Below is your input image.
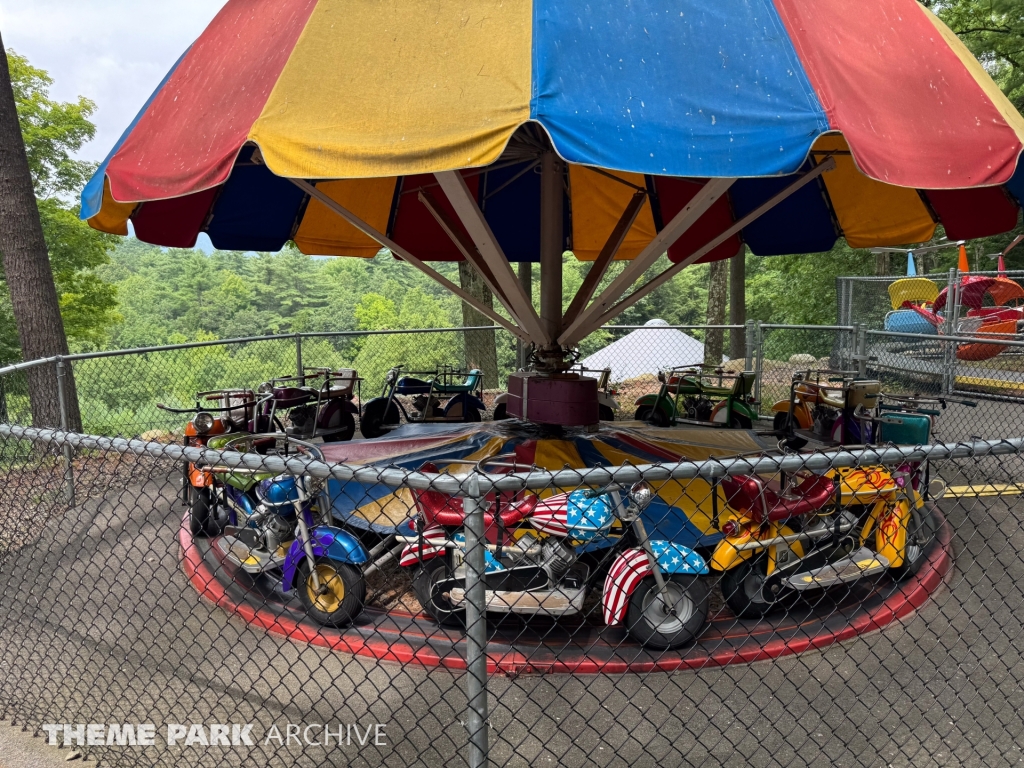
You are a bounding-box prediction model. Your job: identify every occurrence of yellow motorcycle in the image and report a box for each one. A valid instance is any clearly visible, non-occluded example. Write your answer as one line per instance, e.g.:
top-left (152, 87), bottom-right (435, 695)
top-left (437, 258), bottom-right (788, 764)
top-left (710, 463), bottom-right (937, 617)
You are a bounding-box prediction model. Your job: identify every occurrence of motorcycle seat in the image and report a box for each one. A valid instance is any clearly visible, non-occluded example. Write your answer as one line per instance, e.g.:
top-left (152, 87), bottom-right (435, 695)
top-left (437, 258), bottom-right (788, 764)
top-left (272, 386), bottom-right (314, 408)
top-left (395, 377), bottom-right (434, 395)
top-left (432, 369), bottom-right (483, 395)
top-left (721, 475), bottom-right (835, 523)
top-left (416, 489), bottom-right (538, 529)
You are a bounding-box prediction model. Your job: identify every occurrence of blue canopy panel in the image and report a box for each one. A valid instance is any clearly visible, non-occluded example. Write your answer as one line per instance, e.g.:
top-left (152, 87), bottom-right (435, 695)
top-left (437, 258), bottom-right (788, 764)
top-left (478, 160), bottom-right (572, 262)
top-left (205, 148), bottom-right (306, 252)
top-left (731, 170), bottom-right (838, 256)
top-left (530, 0), bottom-right (830, 178)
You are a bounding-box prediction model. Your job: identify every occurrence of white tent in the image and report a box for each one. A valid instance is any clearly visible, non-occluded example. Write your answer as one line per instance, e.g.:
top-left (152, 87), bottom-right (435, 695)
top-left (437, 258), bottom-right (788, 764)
top-left (579, 319), bottom-right (713, 381)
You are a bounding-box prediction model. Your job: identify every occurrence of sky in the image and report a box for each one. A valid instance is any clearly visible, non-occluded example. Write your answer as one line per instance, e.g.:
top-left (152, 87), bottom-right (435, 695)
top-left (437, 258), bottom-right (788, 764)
top-left (0, 0), bottom-right (229, 163)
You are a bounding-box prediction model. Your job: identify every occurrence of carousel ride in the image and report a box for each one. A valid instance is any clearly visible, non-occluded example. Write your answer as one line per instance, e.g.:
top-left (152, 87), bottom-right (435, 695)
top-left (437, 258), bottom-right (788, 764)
top-left (79, 0), bottom-right (1024, 658)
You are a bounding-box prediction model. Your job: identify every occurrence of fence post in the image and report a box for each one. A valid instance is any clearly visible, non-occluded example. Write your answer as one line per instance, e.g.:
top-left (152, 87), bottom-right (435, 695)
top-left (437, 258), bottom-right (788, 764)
top-left (753, 320), bottom-right (763, 406)
top-left (462, 473), bottom-right (489, 768)
top-left (744, 320), bottom-right (755, 372)
top-left (856, 324), bottom-right (868, 377)
top-left (942, 268), bottom-right (958, 394)
top-left (55, 359), bottom-right (75, 506)
top-left (295, 333), bottom-right (303, 380)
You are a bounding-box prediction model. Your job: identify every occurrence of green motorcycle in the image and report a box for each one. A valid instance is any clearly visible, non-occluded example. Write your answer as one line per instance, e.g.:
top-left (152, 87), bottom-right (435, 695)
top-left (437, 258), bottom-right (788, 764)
top-left (634, 365), bottom-right (758, 428)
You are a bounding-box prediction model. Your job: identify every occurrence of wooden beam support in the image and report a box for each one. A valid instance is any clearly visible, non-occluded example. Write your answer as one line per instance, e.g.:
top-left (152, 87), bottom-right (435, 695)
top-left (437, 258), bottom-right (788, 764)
top-left (561, 189), bottom-right (646, 328)
top-left (289, 179), bottom-right (529, 342)
top-left (564, 158), bottom-right (836, 342)
top-left (558, 176), bottom-right (736, 345)
top-left (434, 171), bottom-right (549, 344)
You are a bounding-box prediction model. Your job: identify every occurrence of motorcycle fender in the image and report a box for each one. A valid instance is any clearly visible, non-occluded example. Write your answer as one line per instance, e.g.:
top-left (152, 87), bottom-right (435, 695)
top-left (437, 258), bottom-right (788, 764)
top-left (342, 399), bottom-right (360, 414)
top-left (876, 499), bottom-right (910, 568)
top-left (494, 392), bottom-right (508, 406)
top-left (771, 401), bottom-right (813, 429)
top-left (634, 393), bottom-right (660, 408)
top-left (602, 544), bottom-right (707, 626)
top-left (443, 393), bottom-right (485, 416)
top-left (189, 465), bottom-right (214, 488)
top-left (710, 521), bottom-right (804, 573)
top-left (399, 540), bottom-right (446, 567)
top-left (281, 526), bottom-right (369, 592)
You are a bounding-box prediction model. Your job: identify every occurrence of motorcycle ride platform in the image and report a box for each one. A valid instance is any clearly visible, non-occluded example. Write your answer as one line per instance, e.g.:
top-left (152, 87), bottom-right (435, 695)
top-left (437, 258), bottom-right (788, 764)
top-left (180, 506), bottom-right (954, 675)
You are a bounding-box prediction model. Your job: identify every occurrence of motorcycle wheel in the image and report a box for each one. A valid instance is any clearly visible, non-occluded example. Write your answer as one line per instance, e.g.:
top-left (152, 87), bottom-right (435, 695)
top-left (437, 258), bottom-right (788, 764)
top-left (296, 557), bottom-right (366, 627)
top-left (720, 555), bottom-right (787, 618)
top-left (772, 411), bottom-right (790, 433)
top-left (492, 403), bottom-right (509, 420)
top-left (892, 507), bottom-right (938, 581)
top-left (650, 407), bottom-right (672, 427)
top-left (634, 406), bottom-right (653, 422)
top-left (463, 407), bottom-right (482, 423)
top-left (625, 574), bottom-right (709, 649)
top-left (360, 399), bottom-right (400, 439)
top-left (412, 557), bottom-right (466, 627)
top-left (599, 404), bottom-right (616, 422)
top-left (189, 486), bottom-right (227, 538)
top-left (322, 411), bottom-right (356, 443)
top-left (729, 413), bottom-right (753, 429)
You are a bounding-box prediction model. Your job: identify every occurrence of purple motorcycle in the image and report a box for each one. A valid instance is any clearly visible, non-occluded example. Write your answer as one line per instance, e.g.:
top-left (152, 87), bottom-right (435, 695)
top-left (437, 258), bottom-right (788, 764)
top-left (257, 368), bottom-right (361, 443)
top-left (207, 434), bottom-right (369, 627)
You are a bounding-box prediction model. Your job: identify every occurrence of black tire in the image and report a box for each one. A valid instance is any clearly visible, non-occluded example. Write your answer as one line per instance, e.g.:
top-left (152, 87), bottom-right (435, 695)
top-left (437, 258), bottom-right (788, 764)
top-left (360, 398), bottom-right (400, 439)
top-left (634, 406), bottom-right (653, 422)
top-left (295, 557), bottom-right (366, 627)
top-left (625, 574), bottom-right (709, 649)
top-left (189, 486), bottom-right (227, 538)
top-left (599, 404), bottom-right (616, 422)
top-left (892, 506), bottom-right (938, 581)
top-left (322, 411), bottom-right (356, 443)
top-left (413, 557), bottom-right (466, 627)
top-left (650, 406), bottom-right (672, 427)
top-left (720, 555), bottom-right (787, 618)
top-left (464, 407), bottom-right (482, 423)
top-left (492, 403), bottom-right (509, 421)
top-left (773, 411), bottom-right (790, 434)
top-left (730, 413), bottom-right (753, 430)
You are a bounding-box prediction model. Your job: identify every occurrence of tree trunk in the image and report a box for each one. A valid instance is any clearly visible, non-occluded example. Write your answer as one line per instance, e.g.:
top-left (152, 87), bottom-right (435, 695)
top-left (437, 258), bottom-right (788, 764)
top-left (458, 261), bottom-right (499, 391)
top-left (704, 258), bottom-right (728, 366)
top-left (729, 247), bottom-right (746, 360)
top-left (874, 251), bottom-right (890, 276)
top-left (0, 33), bottom-right (80, 430)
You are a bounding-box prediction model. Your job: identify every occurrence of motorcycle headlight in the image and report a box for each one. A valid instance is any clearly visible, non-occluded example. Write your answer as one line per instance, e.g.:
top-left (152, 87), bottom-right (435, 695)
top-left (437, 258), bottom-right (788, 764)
top-left (192, 412), bottom-right (215, 434)
top-left (628, 481), bottom-right (654, 510)
top-left (258, 382), bottom-right (272, 394)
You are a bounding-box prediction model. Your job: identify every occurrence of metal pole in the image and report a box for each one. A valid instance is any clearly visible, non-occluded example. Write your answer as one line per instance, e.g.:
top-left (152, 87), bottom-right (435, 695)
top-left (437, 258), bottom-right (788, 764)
top-left (539, 151), bottom-right (564, 347)
top-left (744, 320), bottom-right (755, 371)
top-left (753, 320), bottom-right (763, 405)
top-left (462, 474), bottom-right (489, 767)
top-left (856, 324), bottom-right (868, 378)
top-left (55, 359), bottom-right (75, 506)
top-left (516, 263), bottom-right (533, 369)
top-left (942, 268), bottom-right (958, 395)
top-left (295, 333), bottom-right (303, 381)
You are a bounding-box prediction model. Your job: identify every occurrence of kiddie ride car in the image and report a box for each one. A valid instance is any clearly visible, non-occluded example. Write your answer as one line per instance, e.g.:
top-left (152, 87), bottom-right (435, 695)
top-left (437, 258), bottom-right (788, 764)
top-left (396, 457), bottom-right (710, 649)
top-left (772, 370), bottom-right (880, 447)
top-left (157, 389), bottom-right (276, 536)
top-left (493, 366), bottom-right (619, 422)
top-left (635, 365), bottom-right (757, 429)
top-left (257, 367), bottom-right (361, 443)
top-left (712, 394), bottom-right (950, 617)
top-left (360, 365), bottom-right (485, 438)
top-left (205, 434), bottom-right (370, 627)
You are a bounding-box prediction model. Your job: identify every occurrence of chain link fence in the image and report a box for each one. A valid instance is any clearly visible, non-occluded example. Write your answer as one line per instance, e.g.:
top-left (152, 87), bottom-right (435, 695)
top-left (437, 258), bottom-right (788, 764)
top-left (1, 422), bottom-right (1023, 766)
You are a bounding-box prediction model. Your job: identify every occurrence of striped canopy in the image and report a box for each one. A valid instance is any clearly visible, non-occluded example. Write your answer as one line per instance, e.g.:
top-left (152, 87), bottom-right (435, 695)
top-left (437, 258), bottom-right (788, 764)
top-left (81, 0), bottom-right (1024, 264)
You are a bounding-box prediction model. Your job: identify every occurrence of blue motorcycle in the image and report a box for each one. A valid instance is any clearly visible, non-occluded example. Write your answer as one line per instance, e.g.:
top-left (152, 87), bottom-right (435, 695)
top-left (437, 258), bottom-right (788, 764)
top-left (208, 434), bottom-right (369, 627)
top-left (360, 365), bottom-right (486, 438)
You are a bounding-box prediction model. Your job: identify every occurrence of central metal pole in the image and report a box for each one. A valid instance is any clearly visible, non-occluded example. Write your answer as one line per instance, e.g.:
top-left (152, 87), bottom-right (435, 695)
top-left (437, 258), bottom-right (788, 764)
top-left (516, 263), bottom-right (533, 369)
top-left (539, 151), bottom-right (564, 349)
top-left (462, 475), bottom-right (489, 767)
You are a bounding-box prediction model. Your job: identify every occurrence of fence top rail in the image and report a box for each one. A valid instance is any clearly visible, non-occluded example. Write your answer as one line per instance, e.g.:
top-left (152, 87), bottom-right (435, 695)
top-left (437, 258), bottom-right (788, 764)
top-left (760, 324), bottom-right (856, 331)
top-left (5, 423), bottom-right (1021, 495)
top-left (599, 324), bottom-right (744, 331)
top-left (867, 328), bottom-right (1024, 347)
top-left (839, 269), bottom-right (1024, 282)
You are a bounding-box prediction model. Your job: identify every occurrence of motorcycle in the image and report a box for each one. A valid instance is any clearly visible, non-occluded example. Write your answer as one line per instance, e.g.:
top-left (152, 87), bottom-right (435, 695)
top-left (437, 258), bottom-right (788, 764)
top-left (494, 366), bottom-right (619, 422)
top-left (709, 458), bottom-right (940, 618)
top-left (771, 370), bottom-right (880, 447)
top-left (360, 365), bottom-right (485, 439)
top-left (208, 434), bottom-right (369, 627)
top-left (157, 389), bottom-right (276, 537)
top-left (396, 456), bottom-right (710, 649)
top-left (634, 365), bottom-right (758, 429)
top-left (257, 367), bottom-right (361, 443)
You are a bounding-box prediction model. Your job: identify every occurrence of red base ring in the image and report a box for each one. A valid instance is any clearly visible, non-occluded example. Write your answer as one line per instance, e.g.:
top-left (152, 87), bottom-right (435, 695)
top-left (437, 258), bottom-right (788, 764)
top-left (180, 509), bottom-right (952, 675)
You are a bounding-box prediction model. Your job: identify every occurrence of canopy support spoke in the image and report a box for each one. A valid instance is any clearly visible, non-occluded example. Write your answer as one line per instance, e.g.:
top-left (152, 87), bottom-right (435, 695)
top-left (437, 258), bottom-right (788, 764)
top-left (562, 189), bottom-right (647, 329)
top-left (434, 171), bottom-right (549, 344)
top-left (563, 157), bottom-right (837, 342)
top-left (289, 178), bottom-right (529, 342)
top-left (417, 190), bottom-right (514, 313)
top-left (558, 176), bottom-right (737, 345)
